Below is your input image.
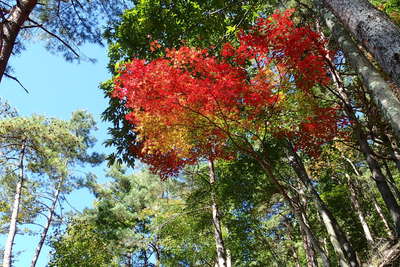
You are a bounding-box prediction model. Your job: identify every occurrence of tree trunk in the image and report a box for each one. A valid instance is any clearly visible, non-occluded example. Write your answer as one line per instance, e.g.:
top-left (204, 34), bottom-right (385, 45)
top-left (208, 159), bottom-right (227, 267)
top-left (299, 220), bottom-right (319, 267)
top-left (357, 131), bottom-right (400, 237)
top-left (319, 25), bottom-right (400, 238)
top-left (372, 194), bottom-right (395, 239)
top-left (382, 161), bottom-right (400, 202)
top-left (385, 133), bottom-right (400, 172)
top-left (3, 144), bottom-right (26, 267)
top-left (256, 158), bottom-right (331, 267)
top-left (298, 188), bottom-right (321, 267)
top-left (345, 173), bottom-right (374, 244)
top-left (322, 0), bottom-right (400, 89)
top-left (285, 213), bottom-right (318, 267)
top-left (319, 7), bottom-right (400, 138)
top-left (286, 144), bottom-right (358, 267)
top-left (0, 0), bottom-right (37, 82)
top-left (30, 177), bottom-right (63, 267)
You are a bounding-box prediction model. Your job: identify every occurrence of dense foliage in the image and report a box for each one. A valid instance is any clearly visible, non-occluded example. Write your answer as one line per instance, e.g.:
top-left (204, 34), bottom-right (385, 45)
top-left (2, 0), bottom-right (400, 266)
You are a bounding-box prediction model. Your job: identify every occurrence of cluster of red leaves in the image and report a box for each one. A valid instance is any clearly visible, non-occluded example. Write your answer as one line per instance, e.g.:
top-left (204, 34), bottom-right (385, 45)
top-left (113, 9), bottom-right (340, 178)
top-left (235, 9), bottom-right (332, 91)
top-left (114, 47), bottom-right (248, 123)
top-left (294, 107), bottom-right (340, 157)
top-left (130, 142), bottom-right (197, 180)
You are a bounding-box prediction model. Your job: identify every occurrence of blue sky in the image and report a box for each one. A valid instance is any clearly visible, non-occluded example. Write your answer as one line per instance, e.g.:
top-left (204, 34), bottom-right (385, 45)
top-left (0, 42), bottom-right (114, 266)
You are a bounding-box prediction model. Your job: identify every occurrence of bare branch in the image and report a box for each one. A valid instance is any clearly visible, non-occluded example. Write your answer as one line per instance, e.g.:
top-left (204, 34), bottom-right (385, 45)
top-left (27, 18), bottom-right (80, 58)
top-left (4, 72), bottom-right (29, 93)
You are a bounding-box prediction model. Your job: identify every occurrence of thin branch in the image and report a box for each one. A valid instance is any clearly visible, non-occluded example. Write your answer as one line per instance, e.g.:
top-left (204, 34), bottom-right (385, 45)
top-left (27, 18), bottom-right (80, 58)
top-left (4, 73), bottom-right (29, 93)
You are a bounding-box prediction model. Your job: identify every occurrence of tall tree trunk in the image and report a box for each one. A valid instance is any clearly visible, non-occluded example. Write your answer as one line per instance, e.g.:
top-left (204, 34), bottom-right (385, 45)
top-left (382, 161), bottom-right (400, 202)
top-left (285, 213), bottom-right (318, 267)
top-left (298, 188), bottom-right (320, 267)
top-left (356, 127), bottom-right (400, 237)
top-left (0, 0), bottom-right (37, 82)
top-left (318, 7), bottom-right (400, 138)
top-left (385, 133), bottom-right (400, 172)
top-left (319, 27), bottom-right (400, 238)
top-left (299, 219), bottom-right (319, 267)
top-left (30, 177), bottom-right (63, 267)
top-left (372, 194), bottom-right (395, 239)
top-left (321, 0), bottom-right (400, 89)
top-left (286, 144), bottom-right (358, 267)
top-left (257, 159), bottom-right (330, 266)
top-left (345, 173), bottom-right (374, 244)
top-left (208, 159), bottom-right (227, 267)
top-left (3, 144), bottom-right (26, 267)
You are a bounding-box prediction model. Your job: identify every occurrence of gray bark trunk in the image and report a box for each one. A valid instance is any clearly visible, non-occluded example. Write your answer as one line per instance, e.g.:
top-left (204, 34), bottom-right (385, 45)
top-left (385, 133), bottom-right (400, 172)
top-left (208, 159), bottom-right (227, 267)
top-left (0, 0), bottom-right (37, 82)
top-left (30, 177), bottom-right (63, 267)
top-left (299, 220), bottom-right (319, 267)
top-left (322, 0), bottom-right (400, 89)
top-left (287, 145), bottom-right (358, 267)
top-left (284, 215), bottom-right (312, 267)
top-left (345, 173), bottom-right (374, 244)
top-left (321, 8), bottom-right (400, 138)
top-left (294, 207), bottom-right (319, 267)
top-left (3, 144), bottom-right (26, 267)
top-left (372, 194), bottom-right (395, 239)
top-left (319, 23), bottom-right (400, 238)
top-left (382, 161), bottom-right (400, 202)
top-left (257, 159), bottom-right (330, 266)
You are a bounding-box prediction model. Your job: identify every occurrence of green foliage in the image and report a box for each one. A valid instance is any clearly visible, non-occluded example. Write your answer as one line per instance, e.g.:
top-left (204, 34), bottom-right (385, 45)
top-left (370, 0), bottom-right (400, 24)
top-left (0, 110), bottom-right (102, 240)
top-left (48, 218), bottom-right (119, 267)
top-left (101, 0), bottom-right (278, 167)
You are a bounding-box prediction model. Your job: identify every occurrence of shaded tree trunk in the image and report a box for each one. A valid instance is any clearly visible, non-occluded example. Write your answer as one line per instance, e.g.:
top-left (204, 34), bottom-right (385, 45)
top-left (286, 144), bottom-right (358, 267)
top-left (320, 28), bottom-right (400, 238)
top-left (0, 0), bottom-right (37, 82)
top-left (382, 161), bottom-right (400, 202)
top-left (257, 159), bottom-right (330, 267)
top-left (320, 8), bottom-right (400, 138)
top-left (299, 220), bottom-right (319, 267)
top-left (30, 177), bottom-right (63, 267)
top-left (3, 144), bottom-right (26, 267)
top-left (372, 194), bottom-right (396, 239)
top-left (208, 159), bottom-right (227, 267)
top-left (322, 0), bottom-right (400, 89)
top-left (345, 173), bottom-right (374, 244)
top-left (385, 133), bottom-right (400, 172)
top-left (285, 211), bottom-right (318, 267)
top-left (298, 188), bottom-right (320, 267)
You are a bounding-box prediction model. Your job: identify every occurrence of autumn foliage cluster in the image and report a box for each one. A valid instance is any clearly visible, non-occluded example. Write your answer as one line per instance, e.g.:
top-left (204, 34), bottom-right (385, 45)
top-left (113, 9), bottom-right (340, 178)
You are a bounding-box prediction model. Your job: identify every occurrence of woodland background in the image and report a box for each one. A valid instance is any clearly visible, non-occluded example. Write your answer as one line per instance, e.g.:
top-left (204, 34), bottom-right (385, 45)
top-left (1, 0), bottom-right (400, 267)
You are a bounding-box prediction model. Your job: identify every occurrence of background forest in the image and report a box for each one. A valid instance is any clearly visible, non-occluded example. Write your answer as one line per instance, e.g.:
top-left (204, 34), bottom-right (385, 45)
top-left (1, 0), bottom-right (400, 266)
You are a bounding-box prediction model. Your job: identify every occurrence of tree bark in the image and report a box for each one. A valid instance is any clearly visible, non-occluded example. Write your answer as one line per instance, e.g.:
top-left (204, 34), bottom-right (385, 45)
top-left (320, 8), bottom-right (400, 138)
top-left (3, 144), bottom-right (26, 267)
top-left (319, 25), bottom-right (400, 238)
top-left (345, 173), bottom-right (374, 244)
top-left (0, 0), bottom-right (37, 82)
top-left (208, 159), bottom-right (227, 267)
top-left (385, 133), bottom-right (400, 172)
top-left (285, 213), bottom-right (318, 267)
top-left (322, 0), bottom-right (400, 89)
top-left (286, 144), bottom-right (358, 267)
top-left (257, 159), bottom-right (331, 266)
top-left (30, 177), bottom-right (63, 267)
top-left (382, 161), bottom-right (400, 202)
top-left (297, 188), bottom-right (320, 267)
top-left (371, 194), bottom-right (395, 239)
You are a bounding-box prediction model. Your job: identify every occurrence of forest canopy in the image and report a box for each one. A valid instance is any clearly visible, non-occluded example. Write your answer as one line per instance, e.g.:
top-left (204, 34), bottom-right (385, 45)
top-left (2, 0), bottom-right (400, 266)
